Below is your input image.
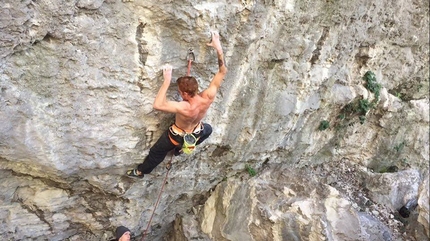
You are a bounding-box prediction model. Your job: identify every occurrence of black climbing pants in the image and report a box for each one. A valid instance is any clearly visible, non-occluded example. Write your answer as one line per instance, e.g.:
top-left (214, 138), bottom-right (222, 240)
top-left (137, 123), bottom-right (212, 174)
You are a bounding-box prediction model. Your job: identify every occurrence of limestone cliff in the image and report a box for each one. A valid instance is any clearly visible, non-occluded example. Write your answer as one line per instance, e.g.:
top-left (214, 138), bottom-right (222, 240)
top-left (0, 0), bottom-right (428, 240)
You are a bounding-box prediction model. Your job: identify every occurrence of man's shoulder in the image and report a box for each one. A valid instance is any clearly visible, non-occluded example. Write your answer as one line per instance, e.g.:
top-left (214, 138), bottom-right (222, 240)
top-left (198, 91), bottom-right (214, 101)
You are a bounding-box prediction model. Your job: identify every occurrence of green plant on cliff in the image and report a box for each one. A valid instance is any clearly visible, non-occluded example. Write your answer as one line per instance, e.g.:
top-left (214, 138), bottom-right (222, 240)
top-left (394, 141), bottom-right (406, 153)
top-left (395, 92), bottom-right (402, 99)
top-left (363, 71), bottom-right (382, 100)
top-left (358, 99), bottom-right (372, 113)
top-left (336, 97), bottom-right (372, 126)
top-left (337, 113), bottom-right (345, 120)
top-left (318, 120), bottom-right (330, 131)
top-left (378, 165), bottom-right (399, 173)
top-left (334, 71), bottom-right (381, 127)
top-left (245, 164), bottom-right (256, 177)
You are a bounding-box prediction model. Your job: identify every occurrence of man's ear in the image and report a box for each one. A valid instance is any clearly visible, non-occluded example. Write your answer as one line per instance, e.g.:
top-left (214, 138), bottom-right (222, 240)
top-left (178, 90), bottom-right (186, 99)
top-left (182, 92), bottom-right (190, 100)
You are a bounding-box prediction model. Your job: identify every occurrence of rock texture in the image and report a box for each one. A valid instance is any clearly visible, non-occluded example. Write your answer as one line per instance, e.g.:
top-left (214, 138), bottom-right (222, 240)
top-left (190, 160), bottom-right (428, 241)
top-left (0, 0), bottom-right (428, 240)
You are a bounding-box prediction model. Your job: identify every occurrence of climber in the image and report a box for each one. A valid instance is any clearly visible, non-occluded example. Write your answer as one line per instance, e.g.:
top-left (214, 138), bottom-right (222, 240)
top-left (127, 31), bottom-right (227, 178)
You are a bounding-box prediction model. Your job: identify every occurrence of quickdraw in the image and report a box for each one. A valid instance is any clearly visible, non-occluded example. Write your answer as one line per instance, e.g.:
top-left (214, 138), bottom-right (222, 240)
top-left (186, 48), bottom-right (195, 76)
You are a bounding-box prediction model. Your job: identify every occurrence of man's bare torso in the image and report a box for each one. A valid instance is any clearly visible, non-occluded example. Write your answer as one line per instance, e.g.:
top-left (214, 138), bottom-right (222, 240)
top-left (175, 93), bottom-right (213, 133)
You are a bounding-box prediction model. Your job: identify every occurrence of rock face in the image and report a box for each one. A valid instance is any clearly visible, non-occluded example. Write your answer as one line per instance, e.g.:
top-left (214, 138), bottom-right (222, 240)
top-left (198, 165), bottom-right (391, 241)
top-left (0, 0), bottom-right (428, 240)
top-left (192, 161), bottom-right (428, 241)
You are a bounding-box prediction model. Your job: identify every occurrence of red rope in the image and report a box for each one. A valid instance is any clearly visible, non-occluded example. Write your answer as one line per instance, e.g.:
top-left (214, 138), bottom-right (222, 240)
top-left (187, 59), bottom-right (192, 76)
top-left (186, 48), bottom-right (194, 76)
top-left (140, 154), bottom-right (174, 241)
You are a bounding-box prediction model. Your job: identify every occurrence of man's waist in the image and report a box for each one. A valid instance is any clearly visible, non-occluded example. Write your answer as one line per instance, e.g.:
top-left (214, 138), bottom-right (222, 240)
top-left (169, 122), bottom-right (203, 136)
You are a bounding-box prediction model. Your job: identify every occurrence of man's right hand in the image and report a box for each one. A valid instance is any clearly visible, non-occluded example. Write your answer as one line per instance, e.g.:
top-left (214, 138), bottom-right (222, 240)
top-left (163, 64), bottom-right (172, 82)
top-left (206, 31), bottom-right (222, 52)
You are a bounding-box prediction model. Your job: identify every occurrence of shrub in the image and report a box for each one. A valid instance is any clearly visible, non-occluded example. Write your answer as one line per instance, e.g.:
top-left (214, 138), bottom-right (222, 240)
top-left (394, 141), bottom-right (406, 153)
top-left (363, 71), bottom-right (382, 100)
top-left (245, 164), bottom-right (256, 177)
top-left (359, 99), bottom-right (371, 113)
top-left (319, 120), bottom-right (330, 131)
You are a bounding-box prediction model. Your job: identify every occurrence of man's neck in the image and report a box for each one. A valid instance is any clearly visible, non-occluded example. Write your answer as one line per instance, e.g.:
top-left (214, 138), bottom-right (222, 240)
top-left (183, 95), bottom-right (196, 102)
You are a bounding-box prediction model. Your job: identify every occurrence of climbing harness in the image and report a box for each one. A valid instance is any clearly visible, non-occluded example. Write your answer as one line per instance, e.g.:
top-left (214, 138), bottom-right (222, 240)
top-left (140, 153), bottom-right (174, 241)
top-left (169, 123), bottom-right (203, 155)
top-left (186, 48), bottom-right (195, 76)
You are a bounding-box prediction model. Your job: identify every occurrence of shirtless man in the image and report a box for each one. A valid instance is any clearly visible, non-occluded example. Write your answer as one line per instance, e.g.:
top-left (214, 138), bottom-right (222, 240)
top-left (127, 31), bottom-right (227, 178)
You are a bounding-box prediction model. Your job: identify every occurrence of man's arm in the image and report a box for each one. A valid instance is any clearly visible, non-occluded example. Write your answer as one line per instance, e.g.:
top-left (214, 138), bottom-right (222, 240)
top-left (202, 31), bottom-right (228, 100)
top-left (153, 64), bottom-right (183, 113)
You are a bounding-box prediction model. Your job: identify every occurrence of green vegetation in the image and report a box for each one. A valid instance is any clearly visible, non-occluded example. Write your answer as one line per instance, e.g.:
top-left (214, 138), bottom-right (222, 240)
top-left (401, 158), bottom-right (409, 167)
top-left (395, 92), bottom-right (402, 99)
top-left (378, 165), bottom-right (399, 173)
top-left (318, 120), bottom-right (330, 131)
top-left (358, 99), bottom-right (372, 113)
top-left (333, 71), bottom-right (382, 127)
top-left (245, 164), bottom-right (256, 177)
top-left (363, 71), bottom-right (382, 100)
top-left (336, 97), bottom-right (372, 126)
top-left (394, 141), bottom-right (406, 153)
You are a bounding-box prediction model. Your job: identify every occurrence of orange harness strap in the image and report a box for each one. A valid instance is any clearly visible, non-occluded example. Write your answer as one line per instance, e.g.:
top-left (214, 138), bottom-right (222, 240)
top-left (168, 134), bottom-right (180, 146)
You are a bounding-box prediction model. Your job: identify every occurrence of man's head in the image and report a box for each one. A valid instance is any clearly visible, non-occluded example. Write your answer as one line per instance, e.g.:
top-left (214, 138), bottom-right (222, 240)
top-left (115, 226), bottom-right (131, 241)
top-left (177, 76), bottom-right (198, 99)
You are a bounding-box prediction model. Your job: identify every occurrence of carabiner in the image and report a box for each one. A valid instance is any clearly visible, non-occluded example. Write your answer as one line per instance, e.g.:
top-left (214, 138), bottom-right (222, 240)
top-left (186, 48), bottom-right (195, 62)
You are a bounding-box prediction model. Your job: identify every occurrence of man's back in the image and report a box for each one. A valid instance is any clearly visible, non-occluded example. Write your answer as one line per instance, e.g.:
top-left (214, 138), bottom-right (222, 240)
top-left (175, 93), bottom-right (214, 132)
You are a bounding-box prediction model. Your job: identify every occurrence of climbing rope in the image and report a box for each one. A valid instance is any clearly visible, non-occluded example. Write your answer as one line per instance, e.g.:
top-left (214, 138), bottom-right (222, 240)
top-left (186, 48), bottom-right (195, 76)
top-left (140, 153), bottom-right (174, 241)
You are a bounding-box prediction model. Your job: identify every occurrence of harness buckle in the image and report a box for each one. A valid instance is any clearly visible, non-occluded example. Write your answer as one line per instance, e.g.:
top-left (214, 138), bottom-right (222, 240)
top-left (169, 126), bottom-right (180, 136)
